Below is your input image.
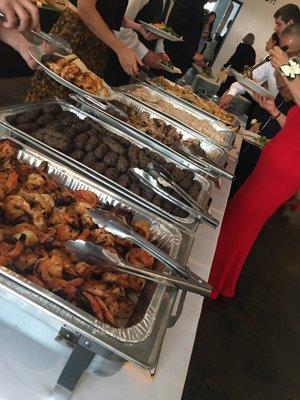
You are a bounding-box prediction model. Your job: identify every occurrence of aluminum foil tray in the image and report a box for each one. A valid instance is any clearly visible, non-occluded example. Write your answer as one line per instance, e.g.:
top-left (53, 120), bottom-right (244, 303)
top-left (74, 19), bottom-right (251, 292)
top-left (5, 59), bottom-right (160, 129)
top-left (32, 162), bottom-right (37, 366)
top-left (75, 93), bottom-right (230, 176)
top-left (118, 83), bottom-right (235, 149)
top-left (145, 77), bottom-right (240, 129)
top-left (0, 100), bottom-right (214, 232)
top-left (0, 138), bottom-right (193, 352)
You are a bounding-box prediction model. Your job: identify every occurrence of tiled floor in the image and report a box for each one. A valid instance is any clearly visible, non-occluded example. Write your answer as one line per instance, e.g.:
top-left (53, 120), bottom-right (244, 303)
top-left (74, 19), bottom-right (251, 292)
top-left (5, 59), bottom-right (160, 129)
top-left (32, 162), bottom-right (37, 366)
top-left (182, 209), bottom-right (300, 400)
top-left (1, 77), bottom-right (299, 400)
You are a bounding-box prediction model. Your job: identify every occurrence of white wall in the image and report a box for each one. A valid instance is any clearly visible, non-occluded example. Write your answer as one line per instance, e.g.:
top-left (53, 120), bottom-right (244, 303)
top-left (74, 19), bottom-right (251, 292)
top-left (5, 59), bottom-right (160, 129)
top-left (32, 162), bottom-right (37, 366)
top-left (213, 0), bottom-right (299, 72)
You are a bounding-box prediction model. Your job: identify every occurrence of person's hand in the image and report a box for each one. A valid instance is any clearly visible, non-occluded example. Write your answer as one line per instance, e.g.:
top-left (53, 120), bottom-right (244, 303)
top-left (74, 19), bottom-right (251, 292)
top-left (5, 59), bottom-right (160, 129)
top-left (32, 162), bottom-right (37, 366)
top-left (142, 50), bottom-right (161, 69)
top-left (269, 46), bottom-right (289, 70)
top-left (255, 93), bottom-right (278, 116)
top-left (117, 46), bottom-right (144, 76)
top-left (136, 25), bottom-right (159, 41)
top-left (17, 41), bottom-right (38, 69)
top-left (193, 52), bottom-right (205, 66)
top-left (218, 94), bottom-right (234, 109)
top-left (157, 52), bottom-right (169, 63)
top-left (0, 0), bottom-right (40, 32)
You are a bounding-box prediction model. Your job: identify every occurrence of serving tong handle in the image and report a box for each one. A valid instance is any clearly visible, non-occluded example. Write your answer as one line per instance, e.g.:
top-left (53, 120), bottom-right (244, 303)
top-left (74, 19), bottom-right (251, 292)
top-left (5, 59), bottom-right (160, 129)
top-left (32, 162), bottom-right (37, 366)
top-left (89, 209), bottom-right (207, 284)
top-left (147, 162), bottom-right (219, 228)
top-left (70, 93), bottom-right (127, 119)
top-left (0, 11), bottom-right (72, 55)
top-left (66, 240), bottom-right (211, 296)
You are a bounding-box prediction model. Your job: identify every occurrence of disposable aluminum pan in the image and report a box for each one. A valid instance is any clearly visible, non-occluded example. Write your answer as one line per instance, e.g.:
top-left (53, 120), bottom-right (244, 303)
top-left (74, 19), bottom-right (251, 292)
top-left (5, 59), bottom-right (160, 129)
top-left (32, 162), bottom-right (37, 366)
top-left (0, 100), bottom-right (214, 233)
top-left (0, 138), bottom-right (193, 367)
top-left (74, 93), bottom-right (233, 181)
top-left (118, 83), bottom-right (235, 149)
top-left (144, 77), bottom-right (240, 130)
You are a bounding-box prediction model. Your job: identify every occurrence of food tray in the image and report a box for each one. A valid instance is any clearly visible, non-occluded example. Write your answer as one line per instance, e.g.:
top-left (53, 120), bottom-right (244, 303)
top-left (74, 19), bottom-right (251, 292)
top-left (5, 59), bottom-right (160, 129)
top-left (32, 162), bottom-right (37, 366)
top-left (28, 46), bottom-right (116, 101)
top-left (73, 93), bottom-right (232, 181)
top-left (118, 83), bottom-right (235, 149)
top-left (0, 135), bottom-right (194, 368)
top-left (0, 100), bottom-right (214, 233)
top-left (145, 77), bottom-right (240, 129)
top-left (139, 20), bottom-right (183, 42)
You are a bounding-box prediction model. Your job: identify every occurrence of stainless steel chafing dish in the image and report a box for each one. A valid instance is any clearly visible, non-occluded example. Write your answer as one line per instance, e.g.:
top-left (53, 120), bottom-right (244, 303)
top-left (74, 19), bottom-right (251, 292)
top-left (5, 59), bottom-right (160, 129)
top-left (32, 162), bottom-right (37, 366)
top-left (0, 133), bottom-right (194, 398)
top-left (71, 92), bottom-right (234, 181)
top-left (117, 83), bottom-right (235, 149)
top-left (0, 100), bottom-right (216, 232)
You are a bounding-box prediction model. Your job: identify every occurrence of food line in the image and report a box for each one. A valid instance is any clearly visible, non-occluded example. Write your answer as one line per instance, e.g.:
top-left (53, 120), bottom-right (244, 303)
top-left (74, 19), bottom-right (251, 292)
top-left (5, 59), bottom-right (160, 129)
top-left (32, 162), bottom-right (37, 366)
top-left (0, 42), bottom-right (242, 399)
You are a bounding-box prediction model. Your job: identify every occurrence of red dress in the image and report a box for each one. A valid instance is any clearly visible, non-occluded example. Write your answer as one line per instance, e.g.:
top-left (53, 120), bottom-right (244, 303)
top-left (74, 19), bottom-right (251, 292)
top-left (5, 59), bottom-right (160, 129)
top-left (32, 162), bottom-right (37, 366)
top-left (209, 105), bottom-right (300, 299)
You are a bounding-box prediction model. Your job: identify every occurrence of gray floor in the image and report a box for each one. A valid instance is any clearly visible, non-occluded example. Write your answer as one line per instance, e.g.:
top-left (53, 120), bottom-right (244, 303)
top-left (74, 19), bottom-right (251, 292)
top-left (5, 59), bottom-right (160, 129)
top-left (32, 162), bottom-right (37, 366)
top-left (1, 78), bottom-right (299, 400)
top-left (182, 209), bottom-right (300, 400)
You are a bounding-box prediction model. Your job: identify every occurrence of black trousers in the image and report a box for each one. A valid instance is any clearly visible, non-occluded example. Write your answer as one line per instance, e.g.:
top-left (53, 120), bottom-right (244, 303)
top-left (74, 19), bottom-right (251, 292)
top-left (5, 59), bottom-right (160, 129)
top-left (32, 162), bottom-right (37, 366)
top-left (229, 141), bottom-right (261, 199)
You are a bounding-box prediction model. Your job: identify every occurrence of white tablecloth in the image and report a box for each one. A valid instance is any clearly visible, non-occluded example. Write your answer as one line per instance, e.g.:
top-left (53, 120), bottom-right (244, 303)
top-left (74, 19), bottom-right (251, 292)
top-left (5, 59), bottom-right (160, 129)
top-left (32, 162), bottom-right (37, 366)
top-left (0, 137), bottom-right (242, 400)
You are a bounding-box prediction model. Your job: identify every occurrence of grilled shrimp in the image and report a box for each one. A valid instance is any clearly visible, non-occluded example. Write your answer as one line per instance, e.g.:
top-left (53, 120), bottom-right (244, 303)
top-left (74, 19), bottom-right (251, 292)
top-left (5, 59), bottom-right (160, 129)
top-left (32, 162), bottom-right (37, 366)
top-left (126, 248), bottom-right (154, 269)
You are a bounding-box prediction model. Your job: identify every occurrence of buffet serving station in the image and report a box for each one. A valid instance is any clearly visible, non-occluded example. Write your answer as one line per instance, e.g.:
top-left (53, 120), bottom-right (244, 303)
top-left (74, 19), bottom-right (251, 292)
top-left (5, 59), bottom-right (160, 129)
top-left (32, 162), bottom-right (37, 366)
top-left (0, 69), bottom-right (242, 399)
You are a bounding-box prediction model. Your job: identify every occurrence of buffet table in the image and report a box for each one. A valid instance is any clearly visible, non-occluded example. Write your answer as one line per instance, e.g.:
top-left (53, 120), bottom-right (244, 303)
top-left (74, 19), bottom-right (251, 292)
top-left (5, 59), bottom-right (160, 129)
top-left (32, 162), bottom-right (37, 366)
top-left (0, 128), bottom-right (242, 399)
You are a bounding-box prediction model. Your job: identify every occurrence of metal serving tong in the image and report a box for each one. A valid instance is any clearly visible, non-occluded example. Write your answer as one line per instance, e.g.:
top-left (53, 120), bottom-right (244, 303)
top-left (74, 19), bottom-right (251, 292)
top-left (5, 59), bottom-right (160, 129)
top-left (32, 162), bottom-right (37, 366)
top-left (70, 93), bottom-right (126, 119)
top-left (0, 11), bottom-right (72, 55)
top-left (130, 166), bottom-right (218, 228)
top-left (74, 208), bottom-right (212, 296)
top-left (172, 142), bottom-right (233, 180)
top-left (66, 240), bottom-right (211, 296)
top-left (148, 162), bottom-right (218, 227)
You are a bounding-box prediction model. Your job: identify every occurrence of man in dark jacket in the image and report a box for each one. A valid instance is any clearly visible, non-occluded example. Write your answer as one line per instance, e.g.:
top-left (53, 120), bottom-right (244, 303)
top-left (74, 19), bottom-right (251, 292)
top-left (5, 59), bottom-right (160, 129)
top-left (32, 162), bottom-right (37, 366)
top-left (164, 0), bottom-right (216, 74)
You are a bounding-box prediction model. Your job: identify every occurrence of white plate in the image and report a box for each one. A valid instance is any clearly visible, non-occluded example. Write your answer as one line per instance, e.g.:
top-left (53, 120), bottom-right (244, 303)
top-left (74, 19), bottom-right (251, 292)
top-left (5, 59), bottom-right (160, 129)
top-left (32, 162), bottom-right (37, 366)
top-left (139, 20), bottom-right (183, 42)
top-left (28, 46), bottom-right (116, 101)
top-left (231, 70), bottom-right (274, 98)
top-left (158, 62), bottom-right (182, 74)
top-left (242, 129), bottom-right (269, 148)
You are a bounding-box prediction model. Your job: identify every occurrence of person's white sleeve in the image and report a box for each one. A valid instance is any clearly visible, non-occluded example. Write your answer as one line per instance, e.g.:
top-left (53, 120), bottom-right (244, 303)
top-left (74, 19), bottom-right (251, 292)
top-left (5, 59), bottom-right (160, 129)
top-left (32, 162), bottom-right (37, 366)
top-left (155, 39), bottom-right (165, 54)
top-left (115, 28), bottom-right (148, 59)
top-left (227, 81), bottom-right (246, 97)
top-left (252, 62), bottom-right (270, 85)
top-left (227, 62), bottom-right (271, 97)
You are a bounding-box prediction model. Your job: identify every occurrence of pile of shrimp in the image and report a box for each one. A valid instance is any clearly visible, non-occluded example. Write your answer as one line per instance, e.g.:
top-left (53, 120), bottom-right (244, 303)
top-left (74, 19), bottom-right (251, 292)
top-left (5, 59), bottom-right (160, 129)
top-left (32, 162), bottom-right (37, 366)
top-left (0, 140), bottom-right (155, 327)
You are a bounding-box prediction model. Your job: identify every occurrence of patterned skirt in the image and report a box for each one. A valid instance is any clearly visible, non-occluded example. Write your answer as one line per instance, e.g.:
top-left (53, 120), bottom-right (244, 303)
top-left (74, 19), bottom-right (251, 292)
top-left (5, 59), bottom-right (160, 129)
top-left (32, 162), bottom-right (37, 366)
top-left (26, 8), bottom-right (108, 102)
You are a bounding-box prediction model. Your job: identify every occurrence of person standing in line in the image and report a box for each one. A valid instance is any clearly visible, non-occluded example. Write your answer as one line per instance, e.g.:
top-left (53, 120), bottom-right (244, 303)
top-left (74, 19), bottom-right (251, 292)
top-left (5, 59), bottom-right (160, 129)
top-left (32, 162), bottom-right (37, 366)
top-left (218, 3), bottom-right (300, 109)
top-left (164, 0), bottom-right (216, 75)
top-left (208, 24), bottom-right (300, 299)
top-left (216, 33), bottom-right (256, 97)
top-left (197, 11), bottom-right (216, 54)
top-left (104, 0), bottom-right (171, 86)
top-left (25, 0), bottom-right (148, 101)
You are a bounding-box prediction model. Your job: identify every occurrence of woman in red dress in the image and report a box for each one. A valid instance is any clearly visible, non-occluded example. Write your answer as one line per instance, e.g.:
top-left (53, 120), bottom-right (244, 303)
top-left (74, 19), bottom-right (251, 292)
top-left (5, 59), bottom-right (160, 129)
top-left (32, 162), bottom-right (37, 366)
top-left (209, 38), bottom-right (300, 299)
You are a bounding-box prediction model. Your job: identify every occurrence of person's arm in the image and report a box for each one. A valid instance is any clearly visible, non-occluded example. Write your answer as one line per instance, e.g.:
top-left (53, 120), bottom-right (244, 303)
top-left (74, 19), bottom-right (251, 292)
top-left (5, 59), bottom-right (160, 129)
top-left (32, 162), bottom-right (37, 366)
top-left (77, 0), bottom-right (143, 75)
top-left (269, 46), bottom-right (300, 106)
top-left (255, 93), bottom-right (287, 128)
top-left (0, 0), bottom-right (40, 32)
top-left (0, 24), bottom-right (37, 68)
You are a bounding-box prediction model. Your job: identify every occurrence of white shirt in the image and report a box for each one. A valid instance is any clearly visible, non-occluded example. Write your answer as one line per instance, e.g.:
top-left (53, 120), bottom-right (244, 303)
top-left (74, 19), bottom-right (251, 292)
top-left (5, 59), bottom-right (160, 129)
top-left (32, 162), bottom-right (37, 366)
top-left (114, 0), bottom-right (167, 59)
top-left (227, 61), bottom-right (279, 98)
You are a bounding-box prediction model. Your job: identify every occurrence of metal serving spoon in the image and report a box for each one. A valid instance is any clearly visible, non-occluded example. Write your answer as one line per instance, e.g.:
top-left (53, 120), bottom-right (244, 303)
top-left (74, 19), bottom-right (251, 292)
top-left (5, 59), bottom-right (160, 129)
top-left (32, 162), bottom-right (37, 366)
top-left (0, 11), bottom-right (72, 55)
top-left (147, 162), bottom-right (219, 228)
top-left (89, 209), bottom-right (210, 284)
top-left (66, 240), bottom-right (212, 297)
